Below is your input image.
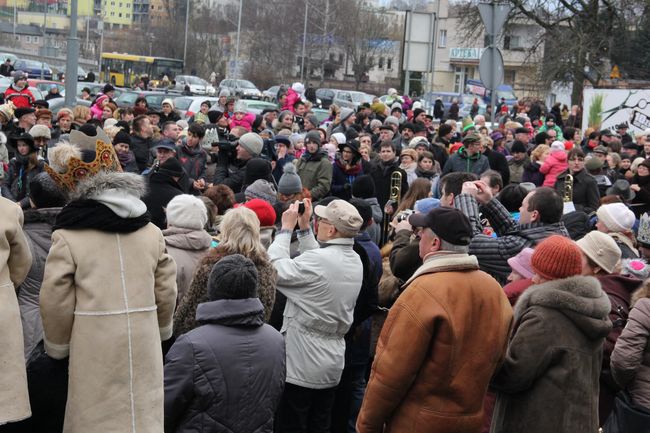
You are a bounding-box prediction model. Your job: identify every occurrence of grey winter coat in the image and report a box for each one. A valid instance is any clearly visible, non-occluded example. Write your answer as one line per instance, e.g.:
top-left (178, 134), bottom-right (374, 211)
top-left (455, 194), bottom-right (569, 284)
top-left (441, 148), bottom-right (490, 176)
top-left (490, 275), bottom-right (612, 433)
top-left (164, 298), bottom-right (286, 433)
top-left (18, 207), bottom-right (60, 359)
top-left (611, 297), bottom-right (650, 410)
top-left (163, 227), bottom-right (212, 303)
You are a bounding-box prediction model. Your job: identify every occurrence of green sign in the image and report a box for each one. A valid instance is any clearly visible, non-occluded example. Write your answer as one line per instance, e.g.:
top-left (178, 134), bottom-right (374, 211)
top-left (449, 48), bottom-right (484, 60)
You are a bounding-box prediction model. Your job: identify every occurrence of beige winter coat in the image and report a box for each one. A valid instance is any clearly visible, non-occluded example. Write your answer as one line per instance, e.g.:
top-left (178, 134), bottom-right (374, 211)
top-left (163, 226), bottom-right (212, 303)
top-left (39, 172), bottom-right (178, 433)
top-left (0, 197), bottom-right (32, 424)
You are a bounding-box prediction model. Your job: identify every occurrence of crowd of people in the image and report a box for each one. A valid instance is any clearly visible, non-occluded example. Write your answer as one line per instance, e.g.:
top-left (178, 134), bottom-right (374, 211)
top-left (1, 75), bottom-right (650, 433)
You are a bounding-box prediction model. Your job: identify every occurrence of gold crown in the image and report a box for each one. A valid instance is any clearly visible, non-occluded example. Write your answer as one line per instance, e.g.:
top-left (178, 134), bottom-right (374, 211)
top-left (44, 127), bottom-right (123, 191)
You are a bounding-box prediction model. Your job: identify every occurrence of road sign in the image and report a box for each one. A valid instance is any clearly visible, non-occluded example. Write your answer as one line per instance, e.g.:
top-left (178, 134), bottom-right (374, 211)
top-left (479, 46), bottom-right (504, 90)
top-left (478, 2), bottom-right (511, 36)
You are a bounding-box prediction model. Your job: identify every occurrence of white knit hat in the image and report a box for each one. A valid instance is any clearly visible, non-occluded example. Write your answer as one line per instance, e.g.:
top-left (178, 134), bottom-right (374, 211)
top-left (597, 203), bottom-right (636, 233)
top-left (165, 194), bottom-right (208, 230)
top-left (550, 140), bottom-right (565, 152)
top-left (331, 132), bottom-right (346, 145)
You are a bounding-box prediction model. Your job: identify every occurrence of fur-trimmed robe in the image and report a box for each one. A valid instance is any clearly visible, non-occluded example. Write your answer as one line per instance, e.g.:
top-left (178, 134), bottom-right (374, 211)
top-left (490, 275), bottom-right (612, 433)
top-left (40, 172), bottom-right (177, 433)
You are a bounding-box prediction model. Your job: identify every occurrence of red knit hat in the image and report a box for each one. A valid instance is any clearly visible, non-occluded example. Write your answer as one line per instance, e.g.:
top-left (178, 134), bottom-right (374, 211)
top-left (531, 235), bottom-right (582, 280)
top-left (243, 198), bottom-right (276, 227)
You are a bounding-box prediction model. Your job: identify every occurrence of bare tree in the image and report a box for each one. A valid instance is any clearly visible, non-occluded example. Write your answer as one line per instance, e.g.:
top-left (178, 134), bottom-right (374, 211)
top-left (334, 0), bottom-right (401, 89)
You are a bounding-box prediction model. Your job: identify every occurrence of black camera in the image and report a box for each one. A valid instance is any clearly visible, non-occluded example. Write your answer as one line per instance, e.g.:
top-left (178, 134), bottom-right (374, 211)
top-left (298, 201), bottom-right (305, 215)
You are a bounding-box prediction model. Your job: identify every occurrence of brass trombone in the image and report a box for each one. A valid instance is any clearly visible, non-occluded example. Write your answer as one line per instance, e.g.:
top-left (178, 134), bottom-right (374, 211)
top-left (382, 171), bottom-right (403, 245)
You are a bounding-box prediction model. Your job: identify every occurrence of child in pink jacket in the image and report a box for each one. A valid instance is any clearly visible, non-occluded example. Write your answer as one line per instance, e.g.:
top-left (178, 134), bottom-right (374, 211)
top-left (540, 141), bottom-right (569, 187)
top-left (228, 100), bottom-right (255, 131)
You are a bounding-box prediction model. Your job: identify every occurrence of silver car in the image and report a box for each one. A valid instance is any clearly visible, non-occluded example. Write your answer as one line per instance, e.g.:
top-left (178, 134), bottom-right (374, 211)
top-left (175, 75), bottom-right (216, 95)
top-left (218, 79), bottom-right (262, 99)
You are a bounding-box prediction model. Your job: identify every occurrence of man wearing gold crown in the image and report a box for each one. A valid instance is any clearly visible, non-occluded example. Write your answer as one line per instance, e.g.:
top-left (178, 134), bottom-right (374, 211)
top-left (39, 127), bottom-right (178, 433)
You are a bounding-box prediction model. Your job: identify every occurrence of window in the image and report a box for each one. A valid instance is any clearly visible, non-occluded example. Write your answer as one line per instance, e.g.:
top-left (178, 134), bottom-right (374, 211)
top-left (33, 36), bottom-right (39, 44)
top-left (504, 69), bottom-right (516, 86)
top-left (329, 53), bottom-right (335, 62)
top-left (369, 56), bottom-right (374, 66)
top-left (387, 58), bottom-right (392, 70)
top-left (379, 57), bottom-right (384, 69)
top-left (338, 53), bottom-right (343, 63)
top-left (119, 2), bottom-right (122, 5)
top-left (111, 11), bottom-right (115, 15)
top-left (504, 35), bottom-right (523, 50)
top-left (438, 29), bottom-right (447, 48)
top-left (118, 12), bottom-right (122, 17)
top-left (126, 13), bottom-right (130, 17)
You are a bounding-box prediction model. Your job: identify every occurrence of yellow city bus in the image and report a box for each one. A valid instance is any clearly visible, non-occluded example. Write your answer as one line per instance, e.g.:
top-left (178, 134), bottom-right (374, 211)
top-left (100, 53), bottom-right (184, 87)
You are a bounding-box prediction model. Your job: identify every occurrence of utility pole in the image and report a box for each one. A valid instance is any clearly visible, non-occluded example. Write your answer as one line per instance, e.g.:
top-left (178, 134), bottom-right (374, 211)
top-left (300, 1), bottom-right (308, 83)
top-left (234, 0), bottom-right (242, 79)
top-left (319, 0), bottom-right (329, 86)
top-left (41, 0), bottom-right (47, 79)
top-left (64, 0), bottom-right (80, 107)
top-left (183, 0), bottom-right (190, 70)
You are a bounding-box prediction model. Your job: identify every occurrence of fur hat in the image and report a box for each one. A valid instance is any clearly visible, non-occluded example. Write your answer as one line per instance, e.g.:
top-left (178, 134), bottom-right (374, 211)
top-left (238, 132), bottom-right (264, 157)
top-left (0, 102), bottom-right (15, 121)
top-left (576, 230), bottom-right (621, 274)
top-left (621, 258), bottom-right (649, 280)
top-left (278, 163), bottom-right (302, 195)
top-left (638, 213), bottom-right (650, 248)
top-left (597, 203), bottom-right (635, 233)
top-left (531, 235), bottom-right (583, 280)
top-left (29, 124), bottom-right (51, 139)
top-left (165, 194), bottom-right (208, 230)
top-left (207, 254), bottom-right (258, 301)
top-left (245, 179), bottom-right (278, 204)
top-left (243, 198), bottom-right (277, 227)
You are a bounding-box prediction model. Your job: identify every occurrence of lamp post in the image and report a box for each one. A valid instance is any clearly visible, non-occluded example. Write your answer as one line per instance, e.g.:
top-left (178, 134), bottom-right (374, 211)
top-left (183, 0), bottom-right (190, 70)
top-left (64, 0), bottom-right (80, 107)
top-left (234, 0), bottom-right (242, 79)
top-left (300, 1), bottom-right (308, 83)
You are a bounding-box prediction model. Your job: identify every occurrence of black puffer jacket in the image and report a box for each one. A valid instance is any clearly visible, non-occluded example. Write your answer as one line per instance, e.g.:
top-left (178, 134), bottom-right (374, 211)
top-left (164, 298), bottom-right (285, 433)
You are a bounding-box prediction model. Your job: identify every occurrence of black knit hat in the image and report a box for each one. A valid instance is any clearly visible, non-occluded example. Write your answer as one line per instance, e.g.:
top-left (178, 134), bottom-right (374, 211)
top-left (511, 140), bottom-right (528, 154)
top-left (29, 172), bottom-right (66, 208)
top-left (244, 158), bottom-right (273, 186)
top-left (351, 174), bottom-right (376, 199)
top-left (208, 254), bottom-right (259, 301)
top-left (157, 157), bottom-right (184, 177)
top-left (113, 130), bottom-right (132, 147)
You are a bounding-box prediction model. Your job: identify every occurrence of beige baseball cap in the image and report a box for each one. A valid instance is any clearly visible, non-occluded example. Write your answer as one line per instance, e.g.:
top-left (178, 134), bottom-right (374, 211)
top-left (314, 200), bottom-right (363, 236)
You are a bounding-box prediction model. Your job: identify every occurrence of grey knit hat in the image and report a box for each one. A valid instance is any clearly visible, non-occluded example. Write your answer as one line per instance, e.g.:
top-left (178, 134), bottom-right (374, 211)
top-left (238, 132), bottom-right (264, 157)
top-left (208, 254), bottom-right (259, 301)
top-left (278, 163), bottom-right (302, 195)
top-left (245, 179), bottom-right (278, 205)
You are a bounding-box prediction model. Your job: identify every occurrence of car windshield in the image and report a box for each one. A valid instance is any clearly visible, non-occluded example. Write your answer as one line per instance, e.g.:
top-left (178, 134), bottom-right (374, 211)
top-left (117, 92), bottom-right (139, 104)
top-left (497, 90), bottom-right (516, 100)
top-left (173, 97), bottom-right (193, 110)
top-left (21, 59), bottom-right (42, 68)
top-left (238, 80), bottom-right (256, 89)
top-left (350, 93), bottom-right (366, 102)
top-left (186, 76), bottom-right (208, 85)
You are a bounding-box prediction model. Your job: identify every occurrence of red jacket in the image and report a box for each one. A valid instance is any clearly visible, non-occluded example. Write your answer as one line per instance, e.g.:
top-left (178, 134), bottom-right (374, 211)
top-left (281, 88), bottom-right (300, 113)
top-left (4, 85), bottom-right (34, 108)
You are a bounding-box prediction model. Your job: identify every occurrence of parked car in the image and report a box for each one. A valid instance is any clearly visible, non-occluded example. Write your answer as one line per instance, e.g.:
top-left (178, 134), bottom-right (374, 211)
top-left (27, 79), bottom-right (65, 95)
top-left (0, 53), bottom-right (17, 65)
top-left (14, 59), bottom-right (53, 80)
top-left (115, 90), bottom-right (173, 110)
top-left (218, 79), bottom-right (262, 99)
top-left (311, 108), bottom-right (330, 125)
top-left (262, 85), bottom-right (282, 102)
top-left (315, 88), bottom-right (357, 110)
top-left (175, 75), bottom-right (216, 95)
top-left (173, 96), bottom-right (220, 119)
top-left (47, 97), bottom-right (92, 116)
top-left (349, 91), bottom-right (375, 108)
top-left (240, 99), bottom-right (278, 115)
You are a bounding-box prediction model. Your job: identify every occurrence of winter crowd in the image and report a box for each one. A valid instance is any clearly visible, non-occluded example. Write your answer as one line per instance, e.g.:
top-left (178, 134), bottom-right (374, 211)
top-left (1, 77), bottom-right (650, 433)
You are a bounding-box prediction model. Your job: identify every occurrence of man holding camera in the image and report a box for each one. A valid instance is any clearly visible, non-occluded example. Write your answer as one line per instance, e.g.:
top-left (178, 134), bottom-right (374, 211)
top-left (269, 198), bottom-right (364, 433)
top-left (213, 132), bottom-right (265, 193)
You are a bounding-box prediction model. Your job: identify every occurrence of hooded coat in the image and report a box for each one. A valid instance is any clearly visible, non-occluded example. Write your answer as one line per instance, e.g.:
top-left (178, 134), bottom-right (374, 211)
top-left (163, 227), bottom-right (212, 304)
top-left (164, 298), bottom-right (286, 433)
top-left (441, 148), bottom-right (490, 176)
top-left (540, 150), bottom-right (568, 187)
top-left (39, 172), bottom-right (178, 433)
top-left (490, 275), bottom-right (612, 433)
top-left (0, 196), bottom-right (33, 425)
top-left (143, 170), bottom-right (184, 230)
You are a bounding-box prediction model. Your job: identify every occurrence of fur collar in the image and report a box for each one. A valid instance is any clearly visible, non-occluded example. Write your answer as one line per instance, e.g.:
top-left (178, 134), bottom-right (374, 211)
top-left (514, 275), bottom-right (612, 338)
top-left (403, 252), bottom-right (479, 287)
top-left (69, 171), bottom-right (147, 201)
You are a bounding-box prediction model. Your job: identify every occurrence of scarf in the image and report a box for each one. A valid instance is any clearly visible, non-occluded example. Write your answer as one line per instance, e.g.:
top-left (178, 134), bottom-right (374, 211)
top-left (54, 200), bottom-right (150, 233)
top-left (118, 151), bottom-right (135, 168)
top-left (335, 157), bottom-right (362, 175)
top-left (301, 148), bottom-right (328, 162)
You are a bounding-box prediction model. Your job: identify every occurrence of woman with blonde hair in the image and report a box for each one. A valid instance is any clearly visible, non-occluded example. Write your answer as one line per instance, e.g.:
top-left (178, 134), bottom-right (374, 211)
top-left (173, 206), bottom-right (277, 336)
top-left (522, 143), bottom-right (550, 186)
top-left (72, 105), bottom-right (91, 128)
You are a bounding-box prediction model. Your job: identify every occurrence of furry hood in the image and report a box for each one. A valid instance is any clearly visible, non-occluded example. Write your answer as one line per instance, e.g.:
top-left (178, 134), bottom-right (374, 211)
top-left (515, 275), bottom-right (612, 339)
top-left (69, 171), bottom-right (148, 201)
